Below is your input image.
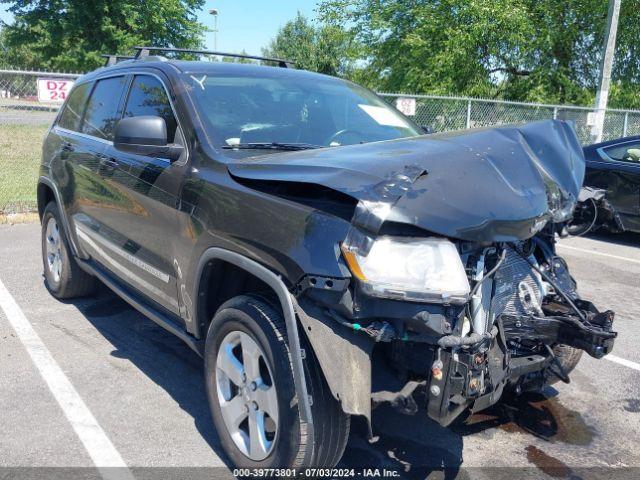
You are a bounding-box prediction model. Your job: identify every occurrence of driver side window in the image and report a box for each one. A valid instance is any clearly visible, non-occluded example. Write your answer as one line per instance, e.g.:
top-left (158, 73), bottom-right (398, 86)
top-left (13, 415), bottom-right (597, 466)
top-left (124, 75), bottom-right (178, 143)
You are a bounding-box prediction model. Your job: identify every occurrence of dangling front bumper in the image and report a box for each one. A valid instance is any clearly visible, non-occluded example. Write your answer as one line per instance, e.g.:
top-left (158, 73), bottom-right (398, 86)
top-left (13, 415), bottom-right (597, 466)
top-left (425, 303), bottom-right (616, 426)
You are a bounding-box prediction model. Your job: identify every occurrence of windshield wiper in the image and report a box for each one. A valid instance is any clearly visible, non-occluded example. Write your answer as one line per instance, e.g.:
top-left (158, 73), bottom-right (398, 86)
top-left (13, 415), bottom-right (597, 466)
top-left (222, 142), bottom-right (322, 151)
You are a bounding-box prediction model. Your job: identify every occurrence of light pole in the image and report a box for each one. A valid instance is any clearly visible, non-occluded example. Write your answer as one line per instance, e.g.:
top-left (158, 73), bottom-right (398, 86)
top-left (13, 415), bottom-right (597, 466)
top-left (591, 0), bottom-right (621, 143)
top-left (209, 8), bottom-right (219, 51)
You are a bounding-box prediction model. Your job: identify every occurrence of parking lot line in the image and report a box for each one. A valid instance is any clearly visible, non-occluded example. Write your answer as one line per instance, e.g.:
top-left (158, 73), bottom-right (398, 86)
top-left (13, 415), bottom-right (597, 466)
top-left (605, 354), bottom-right (640, 372)
top-left (557, 243), bottom-right (640, 265)
top-left (0, 278), bottom-right (134, 480)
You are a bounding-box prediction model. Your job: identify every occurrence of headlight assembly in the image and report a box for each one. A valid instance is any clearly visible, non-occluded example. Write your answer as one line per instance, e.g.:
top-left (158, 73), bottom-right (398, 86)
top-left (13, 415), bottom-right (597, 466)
top-left (547, 184), bottom-right (576, 223)
top-left (341, 236), bottom-right (470, 303)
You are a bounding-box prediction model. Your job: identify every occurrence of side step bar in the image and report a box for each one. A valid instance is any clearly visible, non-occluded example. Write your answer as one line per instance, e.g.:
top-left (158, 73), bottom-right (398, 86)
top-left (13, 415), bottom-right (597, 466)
top-left (78, 258), bottom-right (203, 356)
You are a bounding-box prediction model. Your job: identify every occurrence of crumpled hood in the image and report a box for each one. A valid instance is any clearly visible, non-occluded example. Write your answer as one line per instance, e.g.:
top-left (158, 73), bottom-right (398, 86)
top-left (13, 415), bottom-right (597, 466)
top-left (228, 120), bottom-right (585, 242)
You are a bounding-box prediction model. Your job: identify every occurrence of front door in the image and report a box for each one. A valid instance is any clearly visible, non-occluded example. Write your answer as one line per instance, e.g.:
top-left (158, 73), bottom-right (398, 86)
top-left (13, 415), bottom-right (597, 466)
top-left (85, 72), bottom-right (188, 316)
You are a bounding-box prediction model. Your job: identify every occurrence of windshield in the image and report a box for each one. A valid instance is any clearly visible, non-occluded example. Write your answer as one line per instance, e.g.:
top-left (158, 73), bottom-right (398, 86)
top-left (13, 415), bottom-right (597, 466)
top-left (183, 71), bottom-right (422, 149)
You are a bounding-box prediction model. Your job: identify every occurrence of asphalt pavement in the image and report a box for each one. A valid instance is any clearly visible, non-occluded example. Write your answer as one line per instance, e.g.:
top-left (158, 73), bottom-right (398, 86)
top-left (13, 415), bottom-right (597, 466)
top-left (1, 223), bottom-right (639, 479)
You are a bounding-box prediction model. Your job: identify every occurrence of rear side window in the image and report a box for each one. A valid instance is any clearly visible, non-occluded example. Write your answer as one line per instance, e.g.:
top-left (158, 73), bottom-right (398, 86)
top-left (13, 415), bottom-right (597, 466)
top-left (57, 83), bottom-right (91, 131)
top-left (602, 141), bottom-right (640, 163)
top-left (81, 76), bottom-right (127, 140)
top-left (124, 75), bottom-right (177, 142)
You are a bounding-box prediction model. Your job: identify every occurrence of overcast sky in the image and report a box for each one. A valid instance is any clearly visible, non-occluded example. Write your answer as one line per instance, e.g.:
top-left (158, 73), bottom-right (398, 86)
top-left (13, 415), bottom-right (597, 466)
top-left (0, 0), bottom-right (319, 55)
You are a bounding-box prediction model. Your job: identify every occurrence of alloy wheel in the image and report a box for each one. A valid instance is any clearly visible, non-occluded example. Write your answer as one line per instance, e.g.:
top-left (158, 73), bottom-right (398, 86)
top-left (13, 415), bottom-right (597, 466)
top-left (45, 217), bottom-right (62, 284)
top-left (215, 330), bottom-right (279, 461)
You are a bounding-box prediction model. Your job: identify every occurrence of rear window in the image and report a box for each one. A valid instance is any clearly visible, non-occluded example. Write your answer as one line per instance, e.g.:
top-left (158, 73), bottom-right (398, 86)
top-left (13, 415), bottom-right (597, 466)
top-left (602, 141), bottom-right (640, 163)
top-left (57, 83), bottom-right (91, 132)
top-left (81, 76), bottom-right (127, 140)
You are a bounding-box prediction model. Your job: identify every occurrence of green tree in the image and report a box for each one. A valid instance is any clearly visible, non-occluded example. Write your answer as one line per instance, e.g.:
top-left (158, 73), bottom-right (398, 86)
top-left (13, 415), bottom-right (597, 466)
top-left (0, 22), bottom-right (33, 67)
top-left (318, 0), bottom-right (640, 108)
top-left (0, 0), bottom-right (206, 71)
top-left (262, 12), bottom-right (357, 77)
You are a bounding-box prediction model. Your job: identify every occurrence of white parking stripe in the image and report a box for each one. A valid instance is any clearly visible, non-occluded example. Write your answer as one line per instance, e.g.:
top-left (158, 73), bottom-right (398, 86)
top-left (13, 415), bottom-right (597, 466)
top-left (605, 354), bottom-right (640, 372)
top-left (0, 278), bottom-right (134, 480)
top-left (557, 243), bottom-right (640, 265)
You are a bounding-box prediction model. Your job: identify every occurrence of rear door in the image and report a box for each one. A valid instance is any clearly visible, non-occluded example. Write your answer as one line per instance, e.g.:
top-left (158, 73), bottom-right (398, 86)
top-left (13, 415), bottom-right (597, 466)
top-left (81, 72), bottom-right (188, 316)
top-left (586, 139), bottom-right (640, 230)
top-left (49, 81), bottom-right (94, 218)
top-left (71, 75), bottom-right (128, 227)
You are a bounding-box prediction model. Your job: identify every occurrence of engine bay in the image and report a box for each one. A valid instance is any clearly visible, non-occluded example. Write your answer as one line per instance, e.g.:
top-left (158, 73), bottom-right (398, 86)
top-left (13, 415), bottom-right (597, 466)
top-left (367, 232), bottom-right (618, 426)
top-left (299, 228), bottom-right (618, 430)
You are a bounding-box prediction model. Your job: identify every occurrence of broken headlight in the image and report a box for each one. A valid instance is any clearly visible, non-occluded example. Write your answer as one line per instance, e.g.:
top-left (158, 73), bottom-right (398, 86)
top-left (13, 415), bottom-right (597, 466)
top-left (547, 184), bottom-right (577, 223)
top-left (341, 236), bottom-right (470, 303)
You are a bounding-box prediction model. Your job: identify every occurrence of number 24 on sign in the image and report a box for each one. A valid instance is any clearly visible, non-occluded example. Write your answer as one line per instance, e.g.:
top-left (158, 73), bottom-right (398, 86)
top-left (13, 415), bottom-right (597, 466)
top-left (37, 78), bottom-right (75, 103)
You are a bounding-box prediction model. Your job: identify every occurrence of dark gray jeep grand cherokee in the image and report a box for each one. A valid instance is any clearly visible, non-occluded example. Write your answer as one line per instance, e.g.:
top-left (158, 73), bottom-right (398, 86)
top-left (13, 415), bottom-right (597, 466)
top-left (37, 47), bottom-right (617, 468)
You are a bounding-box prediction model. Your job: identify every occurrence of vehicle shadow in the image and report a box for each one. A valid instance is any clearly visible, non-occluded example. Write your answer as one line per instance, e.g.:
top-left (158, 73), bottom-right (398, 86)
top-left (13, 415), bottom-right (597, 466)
top-left (338, 386), bottom-right (587, 479)
top-left (70, 287), bottom-right (588, 478)
top-left (70, 285), bottom-right (233, 467)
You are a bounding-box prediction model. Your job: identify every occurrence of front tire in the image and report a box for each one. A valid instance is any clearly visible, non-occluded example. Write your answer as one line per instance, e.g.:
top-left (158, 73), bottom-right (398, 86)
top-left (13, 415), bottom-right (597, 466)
top-left (41, 202), bottom-right (97, 299)
top-left (544, 344), bottom-right (583, 385)
top-left (204, 295), bottom-right (350, 468)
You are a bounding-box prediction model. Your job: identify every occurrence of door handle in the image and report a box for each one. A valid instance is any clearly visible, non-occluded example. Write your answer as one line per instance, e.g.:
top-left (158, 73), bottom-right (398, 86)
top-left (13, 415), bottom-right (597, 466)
top-left (61, 141), bottom-right (75, 153)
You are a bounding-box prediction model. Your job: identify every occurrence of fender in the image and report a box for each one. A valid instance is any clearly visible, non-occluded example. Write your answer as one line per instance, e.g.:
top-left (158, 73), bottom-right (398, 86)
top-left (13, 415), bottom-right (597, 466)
top-left (194, 247), bottom-right (315, 465)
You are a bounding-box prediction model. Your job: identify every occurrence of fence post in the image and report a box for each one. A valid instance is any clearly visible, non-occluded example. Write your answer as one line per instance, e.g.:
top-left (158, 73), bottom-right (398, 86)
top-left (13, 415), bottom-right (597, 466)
top-left (623, 112), bottom-right (629, 137)
top-left (553, 107), bottom-right (558, 120)
top-left (466, 100), bottom-right (472, 129)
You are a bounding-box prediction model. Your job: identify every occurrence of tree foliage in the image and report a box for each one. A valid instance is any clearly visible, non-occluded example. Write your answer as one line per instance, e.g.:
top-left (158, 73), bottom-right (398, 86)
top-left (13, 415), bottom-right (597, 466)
top-left (317, 0), bottom-right (640, 108)
top-left (262, 12), bottom-right (358, 77)
top-left (0, 0), bottom-right (206, 71)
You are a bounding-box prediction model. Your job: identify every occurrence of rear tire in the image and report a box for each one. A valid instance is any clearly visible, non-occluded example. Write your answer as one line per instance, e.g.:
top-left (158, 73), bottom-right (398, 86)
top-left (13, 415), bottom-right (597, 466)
top-left (544, 344), bottom-right (583, 385)
top-left (41, 202), bottom-right (97, 299)
top-left (204, 294), bottom-right (350, 468)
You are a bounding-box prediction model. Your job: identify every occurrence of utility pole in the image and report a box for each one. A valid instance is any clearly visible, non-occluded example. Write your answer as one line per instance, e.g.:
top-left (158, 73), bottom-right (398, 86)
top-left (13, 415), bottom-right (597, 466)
top-left (209, 8), bottom-right (219, 51)
top-left (591, 0), bottom-right (621, 143)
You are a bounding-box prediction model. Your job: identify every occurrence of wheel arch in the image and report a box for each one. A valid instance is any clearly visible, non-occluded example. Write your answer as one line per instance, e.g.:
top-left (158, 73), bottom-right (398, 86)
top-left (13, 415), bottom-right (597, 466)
top-left (37, 176), bottom-right (82, 258)
top-left (193, 247), bottom-right (315, 464)
top-left (37, 181), bottom-right (55, 220)
top-left (196, 258), bottom-right (274, 337)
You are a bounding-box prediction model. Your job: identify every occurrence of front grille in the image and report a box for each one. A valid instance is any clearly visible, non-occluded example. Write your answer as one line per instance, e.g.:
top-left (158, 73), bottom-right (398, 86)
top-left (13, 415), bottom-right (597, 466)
top-left (491, 250), bottom-right (543, 317)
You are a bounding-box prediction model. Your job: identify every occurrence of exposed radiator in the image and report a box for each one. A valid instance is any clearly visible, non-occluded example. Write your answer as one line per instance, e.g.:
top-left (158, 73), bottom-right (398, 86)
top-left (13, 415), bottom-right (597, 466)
top-left (491, 250), bottom-right (545, 317)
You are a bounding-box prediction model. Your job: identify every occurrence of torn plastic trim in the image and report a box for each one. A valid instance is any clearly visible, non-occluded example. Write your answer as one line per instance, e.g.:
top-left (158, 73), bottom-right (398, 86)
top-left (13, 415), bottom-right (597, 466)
top-left (293, 297), bottom-right (374, 428)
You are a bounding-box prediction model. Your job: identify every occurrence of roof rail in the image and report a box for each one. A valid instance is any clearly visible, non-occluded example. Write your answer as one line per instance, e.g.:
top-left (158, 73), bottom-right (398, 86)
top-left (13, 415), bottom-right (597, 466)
top-left (132, 46), bottom-right (295, 68)
top-left (101, 54), bottom-right (135, 67)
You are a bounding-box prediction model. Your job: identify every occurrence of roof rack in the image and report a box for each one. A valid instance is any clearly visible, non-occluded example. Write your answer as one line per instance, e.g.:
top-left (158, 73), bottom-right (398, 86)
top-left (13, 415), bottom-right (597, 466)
top-left (132, 46), bottom-right (295, 68)
top-left (101, 54), bottom-right (135, 67)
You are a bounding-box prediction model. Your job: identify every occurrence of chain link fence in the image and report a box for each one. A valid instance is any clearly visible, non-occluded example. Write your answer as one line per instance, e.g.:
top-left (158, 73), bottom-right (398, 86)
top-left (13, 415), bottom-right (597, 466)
top-left (1, 69), bottom-right (81, 215)
top-left (378, 93), bottom-right (640, 142)
top-left (2, 68), bottom-right (640, 215)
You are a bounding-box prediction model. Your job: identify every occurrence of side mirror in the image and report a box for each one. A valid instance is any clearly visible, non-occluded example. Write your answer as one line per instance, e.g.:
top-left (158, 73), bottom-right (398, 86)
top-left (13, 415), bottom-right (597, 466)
top-left (420, 125), bottom-right (434, 134)
top-left (114, 116), bottom-right (183, 162)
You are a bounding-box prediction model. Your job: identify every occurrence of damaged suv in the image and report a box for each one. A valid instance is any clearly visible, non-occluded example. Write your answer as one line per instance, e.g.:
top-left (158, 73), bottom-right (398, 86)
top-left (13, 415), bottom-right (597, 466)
top-left (38, 47), bottom-right (617, 468)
